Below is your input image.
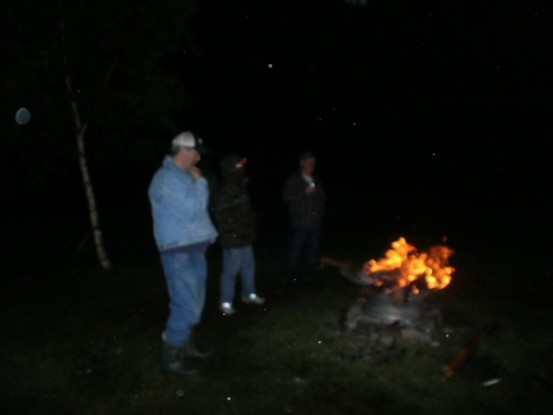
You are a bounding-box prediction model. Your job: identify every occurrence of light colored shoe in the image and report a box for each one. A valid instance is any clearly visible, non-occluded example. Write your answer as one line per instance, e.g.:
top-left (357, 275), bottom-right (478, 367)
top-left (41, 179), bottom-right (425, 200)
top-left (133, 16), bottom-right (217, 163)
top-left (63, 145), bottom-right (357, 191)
top-left (220, 302), bottom-right (236, 315)
top-left (241, 293), bottom-right (266, 305)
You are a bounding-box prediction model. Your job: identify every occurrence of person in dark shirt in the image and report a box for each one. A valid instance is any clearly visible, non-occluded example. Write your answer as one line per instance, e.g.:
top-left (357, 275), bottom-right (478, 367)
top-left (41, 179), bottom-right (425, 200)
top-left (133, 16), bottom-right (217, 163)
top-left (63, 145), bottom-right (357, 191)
top-left (280, 151), bottom-right (326, 285)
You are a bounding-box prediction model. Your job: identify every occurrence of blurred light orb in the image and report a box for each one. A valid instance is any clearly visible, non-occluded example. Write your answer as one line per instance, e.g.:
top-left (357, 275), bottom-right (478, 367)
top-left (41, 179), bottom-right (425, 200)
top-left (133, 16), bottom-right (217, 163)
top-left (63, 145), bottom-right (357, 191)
top-left (15, 107), bottom-right (31, 125)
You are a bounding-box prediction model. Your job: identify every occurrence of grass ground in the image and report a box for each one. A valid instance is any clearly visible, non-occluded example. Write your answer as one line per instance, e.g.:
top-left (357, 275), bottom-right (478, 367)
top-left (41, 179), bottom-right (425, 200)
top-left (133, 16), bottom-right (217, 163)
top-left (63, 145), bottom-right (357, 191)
top-left (2, 200), bottom-right (552, 415)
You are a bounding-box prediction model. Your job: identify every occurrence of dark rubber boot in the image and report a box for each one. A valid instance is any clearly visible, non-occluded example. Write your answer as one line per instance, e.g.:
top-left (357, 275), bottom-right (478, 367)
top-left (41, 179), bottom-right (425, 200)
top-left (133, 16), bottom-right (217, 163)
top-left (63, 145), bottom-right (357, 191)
top-left (161, 341), bottom-right (198, 376)
top-left (182, 338), bottom-right (212, 359)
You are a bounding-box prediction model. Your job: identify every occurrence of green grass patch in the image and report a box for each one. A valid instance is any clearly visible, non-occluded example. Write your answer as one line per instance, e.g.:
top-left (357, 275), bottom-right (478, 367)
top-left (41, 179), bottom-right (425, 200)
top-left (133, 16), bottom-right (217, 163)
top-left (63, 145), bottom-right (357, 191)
top-left (2, 230), bottom-right (552, 415)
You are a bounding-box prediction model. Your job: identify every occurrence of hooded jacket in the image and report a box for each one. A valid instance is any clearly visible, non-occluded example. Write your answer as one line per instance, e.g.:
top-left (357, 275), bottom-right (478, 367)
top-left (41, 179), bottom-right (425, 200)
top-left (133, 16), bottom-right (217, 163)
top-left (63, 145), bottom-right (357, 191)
top-left (212, 154), bottom-right (256, 248)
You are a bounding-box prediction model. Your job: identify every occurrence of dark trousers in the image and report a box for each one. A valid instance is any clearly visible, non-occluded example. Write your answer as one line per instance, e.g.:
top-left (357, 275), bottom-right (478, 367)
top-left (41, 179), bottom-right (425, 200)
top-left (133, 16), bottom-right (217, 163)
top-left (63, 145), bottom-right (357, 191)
top-left (281, 226), bottom-right (321, 282)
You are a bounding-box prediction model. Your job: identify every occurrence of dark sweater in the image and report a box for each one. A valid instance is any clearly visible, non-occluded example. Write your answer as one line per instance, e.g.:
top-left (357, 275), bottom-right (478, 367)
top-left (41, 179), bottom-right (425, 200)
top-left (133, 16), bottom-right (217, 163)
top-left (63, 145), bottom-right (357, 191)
top-left (282, 172), bottom-right (326, 229)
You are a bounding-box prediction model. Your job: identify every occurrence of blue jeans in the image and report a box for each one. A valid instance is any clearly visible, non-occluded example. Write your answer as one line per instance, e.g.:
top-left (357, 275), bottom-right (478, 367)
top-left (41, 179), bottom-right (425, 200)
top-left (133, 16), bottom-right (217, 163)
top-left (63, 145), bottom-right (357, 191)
top-left (160, 245), bottom-right (208, 347)
top-left (281, 226), bottom-right (321, 282)
top-left (220, 245), bottom-right (257, 304)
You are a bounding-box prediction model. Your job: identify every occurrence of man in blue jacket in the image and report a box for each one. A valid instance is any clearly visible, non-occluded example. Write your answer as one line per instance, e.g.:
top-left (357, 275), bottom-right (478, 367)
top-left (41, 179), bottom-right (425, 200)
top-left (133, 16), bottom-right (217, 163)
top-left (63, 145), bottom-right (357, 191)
top-left (148, 131), bottom-right (218, 376)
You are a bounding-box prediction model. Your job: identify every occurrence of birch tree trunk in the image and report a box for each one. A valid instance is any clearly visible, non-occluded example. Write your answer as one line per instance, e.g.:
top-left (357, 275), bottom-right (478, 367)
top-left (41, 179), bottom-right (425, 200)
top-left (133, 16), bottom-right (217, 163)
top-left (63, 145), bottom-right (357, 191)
top-left (60, 16), bottom-right (112, 270)
top-left (65, 74), bottom-right (112, 270)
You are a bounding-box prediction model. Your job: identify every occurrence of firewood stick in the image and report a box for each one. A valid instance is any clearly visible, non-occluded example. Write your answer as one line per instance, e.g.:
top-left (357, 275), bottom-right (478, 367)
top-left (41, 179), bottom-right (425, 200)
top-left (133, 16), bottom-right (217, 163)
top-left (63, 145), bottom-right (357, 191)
top-left (442, 346), bottom-right (474, 378)
top-left (442, 321), bottom-right (498, 379)
top-left (319, 256), bottom-right (358, 270)
top-left (320, 256), bottom-right (403, 288)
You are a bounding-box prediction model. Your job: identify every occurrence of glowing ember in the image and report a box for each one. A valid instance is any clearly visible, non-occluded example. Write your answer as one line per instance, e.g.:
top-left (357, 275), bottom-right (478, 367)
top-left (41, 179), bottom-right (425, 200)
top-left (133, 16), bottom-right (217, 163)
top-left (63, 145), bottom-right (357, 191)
top-left (362, 237), bottom-right (454, 294)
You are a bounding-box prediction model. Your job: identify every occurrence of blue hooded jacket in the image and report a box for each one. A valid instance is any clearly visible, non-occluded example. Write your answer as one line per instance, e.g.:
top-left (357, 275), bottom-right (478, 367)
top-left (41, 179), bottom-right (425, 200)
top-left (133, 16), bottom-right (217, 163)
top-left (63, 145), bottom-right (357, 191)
top-left (148, 156), bottom-right (218, 252)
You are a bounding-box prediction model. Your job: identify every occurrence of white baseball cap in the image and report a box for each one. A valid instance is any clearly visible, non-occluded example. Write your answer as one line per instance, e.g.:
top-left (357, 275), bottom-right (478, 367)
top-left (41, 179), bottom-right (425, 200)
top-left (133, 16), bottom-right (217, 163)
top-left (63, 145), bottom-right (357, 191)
top-left (171, 131), bottom-right (210, 154)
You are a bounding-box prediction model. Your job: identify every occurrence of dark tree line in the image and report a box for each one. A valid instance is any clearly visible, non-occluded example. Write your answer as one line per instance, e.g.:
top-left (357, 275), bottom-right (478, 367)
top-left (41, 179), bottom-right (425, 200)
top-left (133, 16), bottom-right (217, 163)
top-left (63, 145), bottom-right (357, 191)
top-left (2, 1), bottom-right (201, 268)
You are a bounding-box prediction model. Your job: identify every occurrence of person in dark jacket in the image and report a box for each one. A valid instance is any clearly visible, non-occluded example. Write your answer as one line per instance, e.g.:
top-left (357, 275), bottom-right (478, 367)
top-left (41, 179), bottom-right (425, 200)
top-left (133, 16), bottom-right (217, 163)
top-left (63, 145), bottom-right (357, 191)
top-left (212, 154), bottom-right (265, 315)
top-left (280, 151), bottom-right (326, 285)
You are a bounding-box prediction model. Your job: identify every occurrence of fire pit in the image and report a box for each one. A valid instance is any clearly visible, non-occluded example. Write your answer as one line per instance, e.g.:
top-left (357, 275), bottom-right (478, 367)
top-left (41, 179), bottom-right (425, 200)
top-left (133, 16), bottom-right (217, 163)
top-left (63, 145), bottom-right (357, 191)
top-left (350, 288), bottom-right (430, 327)
top-left (321, 237), bottom-right (455, 349)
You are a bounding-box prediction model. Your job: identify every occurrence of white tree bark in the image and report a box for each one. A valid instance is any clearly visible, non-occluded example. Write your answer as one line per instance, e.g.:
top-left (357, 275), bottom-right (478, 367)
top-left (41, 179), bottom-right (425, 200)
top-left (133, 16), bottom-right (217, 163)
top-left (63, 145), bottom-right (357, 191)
top-left (60, 16), bottom-right (112, 270)
top-left (65, 74), bottom-right (112, 270)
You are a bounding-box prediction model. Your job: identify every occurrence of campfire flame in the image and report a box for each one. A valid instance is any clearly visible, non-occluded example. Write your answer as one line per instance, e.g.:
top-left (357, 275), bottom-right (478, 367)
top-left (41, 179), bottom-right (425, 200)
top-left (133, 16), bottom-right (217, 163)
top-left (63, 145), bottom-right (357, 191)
top-left (362, 237), bottom-right (454, 294)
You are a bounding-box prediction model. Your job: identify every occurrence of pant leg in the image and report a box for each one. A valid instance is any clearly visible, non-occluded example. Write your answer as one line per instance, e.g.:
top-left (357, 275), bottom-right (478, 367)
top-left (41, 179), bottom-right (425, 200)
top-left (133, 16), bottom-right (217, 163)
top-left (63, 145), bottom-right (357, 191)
top-left (160, 248), bottom-right (207, 347)
top-left (239, 245), bottom-right (257, 296)
top-left (190, 248), bottom-right (209, 318)
top-left (302, 227), bottom-right (321, 281)
top-left (220, 248), bottom-right (241, 304)
top-left (281, 227), bottom-right (306, 280)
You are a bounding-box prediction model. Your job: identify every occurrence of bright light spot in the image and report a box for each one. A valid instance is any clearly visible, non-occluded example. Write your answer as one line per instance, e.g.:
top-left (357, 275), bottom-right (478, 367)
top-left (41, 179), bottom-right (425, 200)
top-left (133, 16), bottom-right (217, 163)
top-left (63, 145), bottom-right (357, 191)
top-left (353, 122), bottom-right (357, 126)
top-left (317, 340), bottom-right (322, 344)
top-left (226, 396), bottom-right (232, 401)
top-left (267, 64), bottom-right (273, 69)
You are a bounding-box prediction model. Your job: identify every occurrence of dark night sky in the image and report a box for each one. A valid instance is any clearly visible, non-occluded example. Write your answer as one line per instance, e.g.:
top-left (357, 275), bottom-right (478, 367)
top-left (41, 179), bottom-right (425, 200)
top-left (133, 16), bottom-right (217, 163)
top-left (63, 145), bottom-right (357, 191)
top-left (5, 1), bottom-right (552, 272)
top-left (178, 1), bottom-right (551, 185)
top-left (171, 1), bottom-right (552, 244)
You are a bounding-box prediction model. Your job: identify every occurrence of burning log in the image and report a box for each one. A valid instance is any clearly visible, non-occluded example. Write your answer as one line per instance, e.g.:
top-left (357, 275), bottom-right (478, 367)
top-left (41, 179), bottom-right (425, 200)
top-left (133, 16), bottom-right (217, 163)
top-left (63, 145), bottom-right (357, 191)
top-left (319, 256), bottom-right (405, 291)
top-left (319, 256), bottom-right (376, 286)
top-left (321, 237), bottom-right (455, 301)
top-left (324, 238), bottom-right (460, 355)
top-left (442, 321), bottom-right (499, 379)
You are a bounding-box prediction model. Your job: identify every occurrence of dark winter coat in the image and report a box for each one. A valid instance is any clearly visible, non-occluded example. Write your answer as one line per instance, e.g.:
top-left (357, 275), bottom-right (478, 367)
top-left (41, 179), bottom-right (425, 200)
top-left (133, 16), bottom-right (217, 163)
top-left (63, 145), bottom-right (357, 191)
top-left (212, 155), bottom-right (257, 248)
top-left (282, 171), bottom-right (326, 229)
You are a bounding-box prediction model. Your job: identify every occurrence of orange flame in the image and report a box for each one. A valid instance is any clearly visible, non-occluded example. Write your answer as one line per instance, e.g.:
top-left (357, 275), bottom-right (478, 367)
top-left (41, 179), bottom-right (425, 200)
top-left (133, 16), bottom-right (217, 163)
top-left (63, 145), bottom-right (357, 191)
top-left (362, 237), bottom-right (454, 293)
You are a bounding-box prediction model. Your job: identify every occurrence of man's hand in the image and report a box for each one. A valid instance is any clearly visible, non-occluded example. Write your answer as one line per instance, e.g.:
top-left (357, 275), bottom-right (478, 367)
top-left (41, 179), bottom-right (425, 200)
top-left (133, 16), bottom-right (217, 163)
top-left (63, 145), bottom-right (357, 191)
top-left (187, 166), bottom-right (203, 179)
top-left (305, 184), bottom-right (316, 194)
